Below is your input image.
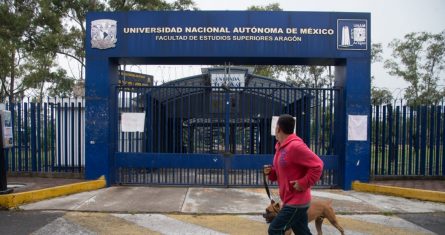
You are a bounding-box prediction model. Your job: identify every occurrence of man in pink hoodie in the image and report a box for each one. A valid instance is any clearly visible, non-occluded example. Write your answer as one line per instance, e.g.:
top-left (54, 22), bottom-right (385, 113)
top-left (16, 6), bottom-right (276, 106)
top-left (264, 114), bottom-right (323, 235)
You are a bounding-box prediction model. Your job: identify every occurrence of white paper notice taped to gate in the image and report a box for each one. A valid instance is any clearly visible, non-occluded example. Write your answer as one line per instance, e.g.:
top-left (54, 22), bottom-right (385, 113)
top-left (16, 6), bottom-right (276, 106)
top-left (271, 116), bottom-right (296, 136)
top-left (121, 112), bottom-right (145, 132)
top-left (348, 115), bottom-right (368, 141)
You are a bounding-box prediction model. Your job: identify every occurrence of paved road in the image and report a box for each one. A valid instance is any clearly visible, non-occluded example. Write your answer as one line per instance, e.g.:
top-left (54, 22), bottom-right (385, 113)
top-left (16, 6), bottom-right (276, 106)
top-left (3, 187), bottom-right (445, 234)
top-left (1, 211), bottom-right (443, 235)
top-left (398, 213), bottom-right (445, 235)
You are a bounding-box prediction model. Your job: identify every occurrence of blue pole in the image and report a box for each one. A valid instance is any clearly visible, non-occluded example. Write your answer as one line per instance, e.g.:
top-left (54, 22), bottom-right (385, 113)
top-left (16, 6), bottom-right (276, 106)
top-left (37, 102), bottom-right (41, 172)
top-left (44, 102), bottom-right (48, 172)
top-left (31, 103), bottom-right (36, 172)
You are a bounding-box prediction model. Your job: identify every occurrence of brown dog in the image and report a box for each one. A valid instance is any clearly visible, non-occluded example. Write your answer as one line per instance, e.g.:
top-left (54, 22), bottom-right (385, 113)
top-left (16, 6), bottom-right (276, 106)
top-left (263, 200), bottom-right (345, 235)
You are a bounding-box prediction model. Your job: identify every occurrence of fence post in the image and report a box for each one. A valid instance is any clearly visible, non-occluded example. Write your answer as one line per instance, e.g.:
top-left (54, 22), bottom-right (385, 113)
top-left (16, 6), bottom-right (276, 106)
top-left (374, 105), bottom-right (380, 175)
top-left (402, 106), bottom-right (407, 175)
top-left (436, 106), bottom-right (442, 175)
top-left (429, 106), bottom-right (435, 176)
top-left (10, 103), bottom-right (15, 172)
top-left (388, 104), bottom-right (393, 175)
top-left (44, 102), bottom-right (48, 172)
top-left (31, 102), bottom-right (36, 172)
top-left (420, 106), bottom-right (427, 175)
top-left (78, 100), bottom-right (82, 173)
top-left (37, 102), bottom-right (41, 172)
top-left (395, 106), bottom-right (400, 175)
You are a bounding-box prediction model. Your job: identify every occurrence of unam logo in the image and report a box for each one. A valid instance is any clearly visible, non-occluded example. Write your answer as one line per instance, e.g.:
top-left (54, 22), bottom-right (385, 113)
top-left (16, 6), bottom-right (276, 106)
top-left (91, 19), bottom-right (117, 49)
top-left (337, 19), bottom-right (367, 50)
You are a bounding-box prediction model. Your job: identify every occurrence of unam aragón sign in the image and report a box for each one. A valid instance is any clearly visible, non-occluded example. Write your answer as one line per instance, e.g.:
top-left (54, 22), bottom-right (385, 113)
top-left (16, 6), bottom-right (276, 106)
top-left (123, 26), bottom-right (335, 43)
top-left (87, 11), bottom-right (370, 61)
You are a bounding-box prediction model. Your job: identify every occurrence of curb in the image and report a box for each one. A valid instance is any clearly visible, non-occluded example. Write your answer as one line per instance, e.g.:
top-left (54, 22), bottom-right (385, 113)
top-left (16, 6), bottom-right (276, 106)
top-left (0, 176), bottom-right (106, 209)
top-left (352, 181), bottom-right (445, 203)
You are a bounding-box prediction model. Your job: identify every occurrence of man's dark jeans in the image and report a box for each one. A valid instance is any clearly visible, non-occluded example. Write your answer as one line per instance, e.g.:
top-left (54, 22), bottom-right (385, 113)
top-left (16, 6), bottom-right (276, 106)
top-left (268, 205), bottom-right (311, 235)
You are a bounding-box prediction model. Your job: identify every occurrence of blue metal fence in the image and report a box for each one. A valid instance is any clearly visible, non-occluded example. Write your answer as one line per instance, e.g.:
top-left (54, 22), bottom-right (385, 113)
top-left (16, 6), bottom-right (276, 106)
top-left (371, 104), bottom-right (445, 177)
top-left (5, 95), bottom-right (444, 181)
top-left (5, 98), bottom-right (84, 174)
top-left (115, 85), bottom-right (341, 187)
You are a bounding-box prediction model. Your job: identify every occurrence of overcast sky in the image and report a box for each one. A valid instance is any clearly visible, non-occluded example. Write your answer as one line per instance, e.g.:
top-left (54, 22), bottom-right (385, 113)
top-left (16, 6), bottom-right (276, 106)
top-left (187, 0), bottom-right (445, 93)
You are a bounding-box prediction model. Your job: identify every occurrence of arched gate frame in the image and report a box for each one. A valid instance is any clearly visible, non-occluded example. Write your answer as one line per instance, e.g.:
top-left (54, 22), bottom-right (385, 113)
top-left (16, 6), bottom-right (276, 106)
top-left (85, 11), bottom-right (371, 190)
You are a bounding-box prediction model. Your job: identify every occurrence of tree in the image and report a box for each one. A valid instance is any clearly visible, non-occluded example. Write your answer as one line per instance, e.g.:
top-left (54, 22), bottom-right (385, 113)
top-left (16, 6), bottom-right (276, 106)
top-left (385, 31), bottom-right (445, 106)
top-left (109, 0), bottom-right (196, 11)
top-left (284, 66), bottom-right (331, 88)
top-left (370, 43), bottom-right (393, 105)
top-left (0, 0), bottom-right (72, 101)
top-left (371, 43), bottom-right (383, 63)
top-left (247, 3), bottom-right (282, 11)
top-left (54, 0), bottom-right (196, 82)
top-left (251, 65), bottom-right (280, 78)
top-left (247, 3), bottom-right (282, 78)
top-left (50, 0), bottom-right (107, 82)
top-left (246, 3), bottom-right (332, 88)
top-left (371, 88), bottom-right (393, 105)
top-left (0, 0), bottom-right (40, 102)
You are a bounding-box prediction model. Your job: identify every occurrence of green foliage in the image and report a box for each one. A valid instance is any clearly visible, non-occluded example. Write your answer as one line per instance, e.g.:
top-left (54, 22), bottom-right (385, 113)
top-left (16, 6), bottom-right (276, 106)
top-left (247, 3), bottom-right (282, 11)
top-left (251, 65), bottom-right (280, 78)
top-left (371, 43), bottom-right (383, 63)
top-left (109, 0), bottom-right (170, 11)
top-left (170, 0), bottom-right (196, 10)
top-left (371, 87), bottom-right (393, 105)
top-left (1, 0), bottom-right (197, 101)
top-left (51, 0), bottom-right (107, 81)
top-left (385, 31), bottom-right (445, 106)
top-left (54, 0), bottom-right (196, 82)
top-left (370, 43), bottom-right (393, 105)
top-left (284, 66), bottom-right (331, 88)
top-left (108, 0), bottom-right (196, 11)
top-left (0, 0), bottom-right (40, 101)
top-left (247, 3), bottom-right (332, 87)
top-left (246, 3), bottom-right (331, 88)
top-left (0, 0), bottom-right (76, 101)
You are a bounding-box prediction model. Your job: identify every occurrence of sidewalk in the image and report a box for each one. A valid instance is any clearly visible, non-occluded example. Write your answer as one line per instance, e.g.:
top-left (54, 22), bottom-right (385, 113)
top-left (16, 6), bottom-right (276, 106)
top-left (16, 186), bottom-right (445, 235)
top-left (353, 180), bottom-right (445, 203)
top-left (7, 176), bottom-right (84, 193)
top-left (370, 180), bottom-right (445, 192)
top-left (1, 177), bottom-right (445, 234)
top-left (17, 186), bottom-right (445, 214)
top-left (3, 177), bottom-right (445, 207)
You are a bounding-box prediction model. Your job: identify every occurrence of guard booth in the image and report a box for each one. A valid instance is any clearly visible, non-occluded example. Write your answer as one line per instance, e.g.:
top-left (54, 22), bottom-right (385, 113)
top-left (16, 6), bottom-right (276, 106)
top-left (85, 11), bottom-right (371, 190)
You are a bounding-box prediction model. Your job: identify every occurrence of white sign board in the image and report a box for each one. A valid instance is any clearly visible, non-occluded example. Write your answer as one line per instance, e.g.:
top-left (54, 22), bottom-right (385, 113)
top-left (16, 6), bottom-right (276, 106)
top-left (210, 73), bottom-right (245, 87)
top-left (1, 110), bottom-right (13, 148)
top-left (121, 112), bottom-right (145, 132)
top-left (271, 116), bottom-right (296, 136)
top-left (348, 115), bottom-right (368, 141)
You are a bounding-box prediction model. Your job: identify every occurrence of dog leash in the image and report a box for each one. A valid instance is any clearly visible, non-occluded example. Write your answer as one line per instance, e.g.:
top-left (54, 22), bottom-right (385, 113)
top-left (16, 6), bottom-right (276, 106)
top-left (263, 172), bottom-right (273, 201)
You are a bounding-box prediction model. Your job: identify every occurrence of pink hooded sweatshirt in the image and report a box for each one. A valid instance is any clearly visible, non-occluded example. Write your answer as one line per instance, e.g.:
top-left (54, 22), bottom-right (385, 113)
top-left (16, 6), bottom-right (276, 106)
top-left (268, 134), bottom-right (323, 206)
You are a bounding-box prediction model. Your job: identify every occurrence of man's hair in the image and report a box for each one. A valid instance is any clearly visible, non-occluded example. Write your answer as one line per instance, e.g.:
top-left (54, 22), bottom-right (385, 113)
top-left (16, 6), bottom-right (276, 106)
top-left (277, 114), bottom-right (295, 134)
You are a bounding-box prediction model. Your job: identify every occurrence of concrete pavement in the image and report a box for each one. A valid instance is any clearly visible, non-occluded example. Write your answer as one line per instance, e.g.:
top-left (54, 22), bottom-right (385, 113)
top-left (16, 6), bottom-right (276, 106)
top-left (0, 176), bottom-right (106, 209)
top-left (2, 177), bottom-right (445, 234)
top-left (14, 186), bottom-right (445, 234)
top-left (19, 187), bottom-right (445, 214)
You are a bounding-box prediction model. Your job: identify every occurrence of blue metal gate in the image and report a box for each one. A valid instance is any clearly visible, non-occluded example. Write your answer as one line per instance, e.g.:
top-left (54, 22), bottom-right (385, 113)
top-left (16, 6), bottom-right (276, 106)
top-left (115, 79), bottom-right (341, 187)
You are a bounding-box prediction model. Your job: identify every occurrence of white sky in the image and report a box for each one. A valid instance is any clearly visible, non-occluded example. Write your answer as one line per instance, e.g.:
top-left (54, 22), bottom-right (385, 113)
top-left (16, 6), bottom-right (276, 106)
top-left (62, 0), bottom-right (445, 95)
top-left (185, 0), bottom-right (445, 93)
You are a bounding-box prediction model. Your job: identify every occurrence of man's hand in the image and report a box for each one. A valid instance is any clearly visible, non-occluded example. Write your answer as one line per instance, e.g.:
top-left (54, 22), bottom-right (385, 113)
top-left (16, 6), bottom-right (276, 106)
top-left (290, 180), bottom-right (302, 191)
top-left (263, 165), bottom-right (272, 175)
